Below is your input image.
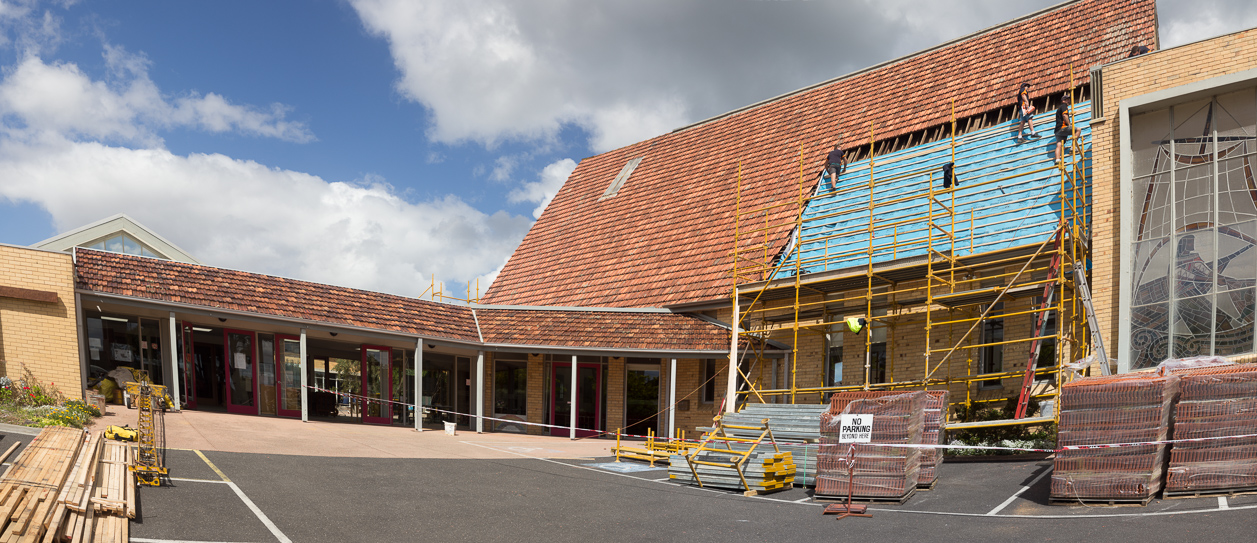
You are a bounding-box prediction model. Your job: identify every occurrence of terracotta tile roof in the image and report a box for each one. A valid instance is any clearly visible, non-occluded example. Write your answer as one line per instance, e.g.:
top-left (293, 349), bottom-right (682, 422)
top-left (483, 0), bottom-right (1157, 308)
top-left (74, 248), bottom-right (481, 341)
top-left (475, 308), bottom-right (731, 351)
top-left (73, 249), bottom-right (741, 352)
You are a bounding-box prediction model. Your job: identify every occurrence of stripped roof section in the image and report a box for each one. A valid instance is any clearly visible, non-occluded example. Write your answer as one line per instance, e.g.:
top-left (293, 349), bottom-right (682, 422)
top-left (73, 249), bottom-right (738, 351)
top-left (483, 0), bottom-right (1157, 308)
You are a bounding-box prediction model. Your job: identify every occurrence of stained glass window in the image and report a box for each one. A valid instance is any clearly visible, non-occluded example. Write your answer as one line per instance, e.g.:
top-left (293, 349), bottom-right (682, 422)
top-left (1128, 88), bottom-right (1257, 369)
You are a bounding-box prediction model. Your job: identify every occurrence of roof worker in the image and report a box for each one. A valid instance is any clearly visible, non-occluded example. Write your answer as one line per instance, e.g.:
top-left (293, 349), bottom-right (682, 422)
top-left (1128, 45), bottom-right (1151, 57)
top-left (1016, 82), bottom-right (1040, 142)
top-left (1054, 94), bottom-right (1078, 164)
top-left (824, 141), bottom-right (848, 192)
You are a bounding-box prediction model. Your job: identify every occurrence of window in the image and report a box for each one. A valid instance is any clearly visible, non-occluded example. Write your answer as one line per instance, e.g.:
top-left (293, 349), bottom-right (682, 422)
top-left (979, 303), bottom-right (1004, 388)
top-left (702, 359), bottom-right (717, 402)
top-left (869, 343), bottom-right (887, 384)
top-left (494, 357), bottom-right (527, 415)
top-left (826, 328), bottom-right (844, 386)
top-left (1126, 87), bottom-right (1257, 369)
top-left (82, 233), bottom-right (163, 258)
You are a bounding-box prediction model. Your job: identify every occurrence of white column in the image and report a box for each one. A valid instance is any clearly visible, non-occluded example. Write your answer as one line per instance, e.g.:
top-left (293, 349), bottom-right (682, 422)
top-left (668, 358), bottom-right (677, 439)
top-left (415, 338), bottom-right (423, 432)
top-left (726, 290), bottom-right (739, 413)
top-left (476, 350), bottom-right (485, 434)
top-left (569, 354), bottom-right (578, 440)
top-left (300, 328), bottom-right (308, 422)
top-left (168, 312), bottom-right (181, 410)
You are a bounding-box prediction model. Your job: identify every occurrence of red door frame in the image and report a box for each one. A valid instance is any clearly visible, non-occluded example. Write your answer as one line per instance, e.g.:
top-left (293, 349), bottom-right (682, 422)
top-left (549, 362), bottom-right (602, 437)
top-left (361, 345), bottom-right (393, 425)
top-left (223, 329), bottom-right (258, 415)
top-left (276, 334), bottom-right (302, 418)
top-left (180, 322), bottom-right (197, 410)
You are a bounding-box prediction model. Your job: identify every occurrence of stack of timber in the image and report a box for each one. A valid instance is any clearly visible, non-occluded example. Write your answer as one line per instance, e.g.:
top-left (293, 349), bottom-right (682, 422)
top-left (697, 403), bottom-right (826, 485)
top-left (919, 391), bottom-right (949, 489)
top-left (668, 417), bottom-right (795, 496)
top-left (816, 391), bottom-right (925, 503)
top-left (0, 427), bottom-right (135, 543)
top-left (1165, 363), bottom-right (1257, 497)
top-left (1051, 372), bottom-right (1179, 505)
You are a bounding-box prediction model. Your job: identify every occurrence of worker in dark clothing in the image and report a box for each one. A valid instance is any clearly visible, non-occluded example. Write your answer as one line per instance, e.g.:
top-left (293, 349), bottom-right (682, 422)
top-left (1016, 82), bottom-right (1040, 142)
top-left (1129, 45), bottom-right (1151, 57)
top-left (825, 144), bottom-right (847, 192)
top-left (1054, 95), bottom-right (1077, 164)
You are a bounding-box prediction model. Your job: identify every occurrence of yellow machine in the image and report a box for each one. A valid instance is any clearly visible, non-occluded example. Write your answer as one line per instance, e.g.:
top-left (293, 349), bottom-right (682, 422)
top-left (103, 425), bottom-right (137, 442)
top-left (126, 381), bottom-right (169, 486)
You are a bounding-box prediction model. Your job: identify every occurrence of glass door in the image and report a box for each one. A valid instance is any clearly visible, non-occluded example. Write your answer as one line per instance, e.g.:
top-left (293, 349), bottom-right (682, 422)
top-left (550, 362), bottom-right (601, 437)
top-left (277, 335), bottom-right (303, 418)
top-left (180, 322), bottom-right (197, 410)
top-left (625, 364), bottom-right (660, 435)
top-left (224, 329), bottom-right (257, 415)
top-left (362, 346), bottom-right (392, 424)
top-left (258, 335), bottom-right (277, 416)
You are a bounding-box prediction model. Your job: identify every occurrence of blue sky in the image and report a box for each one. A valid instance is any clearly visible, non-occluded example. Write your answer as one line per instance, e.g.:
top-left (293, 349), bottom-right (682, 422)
top-left (0, 0), bottom-right (1251, 299)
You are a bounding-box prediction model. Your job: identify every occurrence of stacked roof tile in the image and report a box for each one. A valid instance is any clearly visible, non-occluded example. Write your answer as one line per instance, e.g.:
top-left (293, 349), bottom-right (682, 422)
top-left (484, 0), bottom-right (1157, 308)
top-left (73, 250), bottom-right (735, 352)
top-left (1166, 364), bottom-right (1257, 495)
top-left (816, 391), bottom-right (926, 500)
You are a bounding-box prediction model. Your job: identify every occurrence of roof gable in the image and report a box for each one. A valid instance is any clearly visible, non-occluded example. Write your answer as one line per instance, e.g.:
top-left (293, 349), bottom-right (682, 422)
top-left (483, 0), bottom-right (1157, 308)
top-left (35, 214), bottom-right (200, 264)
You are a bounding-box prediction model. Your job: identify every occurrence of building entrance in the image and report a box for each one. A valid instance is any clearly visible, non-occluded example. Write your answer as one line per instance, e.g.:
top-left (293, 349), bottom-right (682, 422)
top-left (550, 362), bottom-right (601, 437)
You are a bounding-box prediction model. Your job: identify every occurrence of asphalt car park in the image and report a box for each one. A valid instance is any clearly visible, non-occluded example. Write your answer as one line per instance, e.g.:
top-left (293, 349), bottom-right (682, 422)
top-left (110, 440), bottom-right (1257, 543)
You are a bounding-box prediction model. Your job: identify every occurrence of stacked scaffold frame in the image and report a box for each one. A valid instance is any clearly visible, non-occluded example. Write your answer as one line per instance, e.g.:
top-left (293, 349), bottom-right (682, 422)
top-left (669, 417), bottom-right (795, 496)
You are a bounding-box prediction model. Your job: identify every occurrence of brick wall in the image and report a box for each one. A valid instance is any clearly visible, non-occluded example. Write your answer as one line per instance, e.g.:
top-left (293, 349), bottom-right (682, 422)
top-left (1090, 28), bottom-right (1257, 366)
top-left (606, 357), bottom-right (625, 433)
top-left (0, 245), bottom-right (82, 399)
top-left (525, 354), bottom-right (545, 435)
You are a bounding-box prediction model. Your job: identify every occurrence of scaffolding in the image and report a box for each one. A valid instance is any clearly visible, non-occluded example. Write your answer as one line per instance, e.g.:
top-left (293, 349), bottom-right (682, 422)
top-left (729, 85), bottom-right (1099, 427)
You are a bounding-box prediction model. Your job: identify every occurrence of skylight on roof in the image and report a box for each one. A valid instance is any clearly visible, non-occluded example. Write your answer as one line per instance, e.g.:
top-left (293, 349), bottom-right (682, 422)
top-left (601, 157), bottom-right (643, 199)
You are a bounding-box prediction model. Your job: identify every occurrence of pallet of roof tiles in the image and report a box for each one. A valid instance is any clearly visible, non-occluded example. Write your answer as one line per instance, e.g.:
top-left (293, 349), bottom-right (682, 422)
top-left (1164, 364), bottom-right (1257, 498)
top-left (673, 417), bottom-right (795, 496)
top-left (667, 450), bottom-right (796, 493)
top-left (0, 426), bottom-right (85, 543)
top-left (699, 404), bottom-right (827, 486)
top-left (918, 390), bottom-right (949, 489)
top-left (815, 391), bottom-right (925, 503)
top-left (1050, 372), bottom-right (1179, 506)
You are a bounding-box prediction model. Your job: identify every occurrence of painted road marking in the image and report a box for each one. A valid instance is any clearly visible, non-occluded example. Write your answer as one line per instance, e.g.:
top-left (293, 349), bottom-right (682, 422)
top-left (170, 477), bottom-right (230, 484)
top-left (986, 466), bottom-right (1052, 516)
top-left (195, 450), bottom-right (293, 543)
top-left (132, 539), bottom-right (262, 543)
top-left (1218, 496), bottom-right (1229, 510)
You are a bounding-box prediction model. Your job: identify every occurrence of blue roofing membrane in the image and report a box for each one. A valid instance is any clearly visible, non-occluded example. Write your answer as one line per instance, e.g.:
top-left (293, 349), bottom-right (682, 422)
top-left (785, 101), bottom-right (1093, 276)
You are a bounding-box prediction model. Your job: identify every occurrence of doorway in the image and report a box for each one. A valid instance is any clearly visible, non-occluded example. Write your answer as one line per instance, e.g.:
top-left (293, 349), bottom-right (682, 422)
top-left (362, 345), bottom-right (392, 425)
top-left (550, 362), bottom-right (602, 437)
top-left (224, 329), bottom-right (257, 415)
top-left (625, 362), bottom-right (661, 435)
top-left (276, 335), bottom-right (303, 418)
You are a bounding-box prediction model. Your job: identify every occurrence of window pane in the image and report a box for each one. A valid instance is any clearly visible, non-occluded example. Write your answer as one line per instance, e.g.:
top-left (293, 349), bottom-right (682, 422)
top-left (1175, 229), bottom-right (1216, 298)
top-left (1216, 88), bottom-right (1256, 142)
top-left (1133, 237), bottom-right (1172, 305)
top-left (1215, 287), bottom-right (1256, 356)
top-left (105, 235), bottom-right (124, 253)
top-left (1175, 164), bottom-right (1213, 232)
top-left (494, 361), bottom-right (527, 415)
top-left (1131, 303), bottom-right (1169, 369)
top-left (1217, 221), bottom-right (1257, 292)
top-left (122, 234), bottom-right (142, 255)
top-left (1131, 108), bottom-right (1171, 177)
top-left (1173, 294), bottom-right (1214, 358)
top-left (1134, 172), bottom-right (1173, 241)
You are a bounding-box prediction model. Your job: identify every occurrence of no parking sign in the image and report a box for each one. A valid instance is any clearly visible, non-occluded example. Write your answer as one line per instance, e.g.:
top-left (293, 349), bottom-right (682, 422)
top-left (839, 414), bottom-right (873, 443)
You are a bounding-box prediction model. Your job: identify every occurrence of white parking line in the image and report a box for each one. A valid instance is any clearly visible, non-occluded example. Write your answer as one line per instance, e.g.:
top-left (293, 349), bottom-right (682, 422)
top-left (170, 477), bottom-right (230, 484)
top-left (132, 539), bottom-right (263, 543)
top-left (1218, 496), bottom-right (1229, 510)
top-left (194, 450), bottom-right (293, 543)
top-left (986, 467), bottom-right (1052, 516)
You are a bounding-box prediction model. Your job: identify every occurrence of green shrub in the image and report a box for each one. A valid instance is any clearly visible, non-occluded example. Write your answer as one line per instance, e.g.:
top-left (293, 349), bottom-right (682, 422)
top-left (945, 396), bottom-right (1056, 455)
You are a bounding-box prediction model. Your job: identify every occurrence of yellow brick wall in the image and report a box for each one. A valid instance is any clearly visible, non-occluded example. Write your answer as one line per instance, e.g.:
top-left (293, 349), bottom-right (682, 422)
top-left (605, 356), bottom-right (625, 432)
top-left (1090, 28), bottom-right (1257, 366)
top-left (0, 245), bottom-right (82, 399)
top-left (524, 354), bottom-right (546, 435)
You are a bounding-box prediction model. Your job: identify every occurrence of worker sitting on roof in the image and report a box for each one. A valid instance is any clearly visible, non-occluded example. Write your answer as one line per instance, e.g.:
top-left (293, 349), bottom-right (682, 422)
top-left (1016, 82), bottom-right (1040, 142)
top-left (1129, 45), bottom-right (1151, 57)
top-left (824, 143), bottom-right (848, 192)
top-left (1054, 94), bottom-right (1078, 164)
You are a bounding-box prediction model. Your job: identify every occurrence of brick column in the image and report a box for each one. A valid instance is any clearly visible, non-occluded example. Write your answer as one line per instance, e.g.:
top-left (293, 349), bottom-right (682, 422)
top-left (525, 354), bottom-right (545, 435)
top-left (605, 357), bottom-right (625, 434)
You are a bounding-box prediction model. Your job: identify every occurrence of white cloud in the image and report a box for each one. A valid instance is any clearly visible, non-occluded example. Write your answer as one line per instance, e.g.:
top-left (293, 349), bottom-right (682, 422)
top-left (350, 0), bottom-right (1063, 154)
top-left (1158, 0), bottom-right (1257, 49)
top-left (0, 48), bottom-right (313, 145)
top-left (508, 158), bottom-right (576, 220)
top-left (0, 138), bottom-right (532, 297)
